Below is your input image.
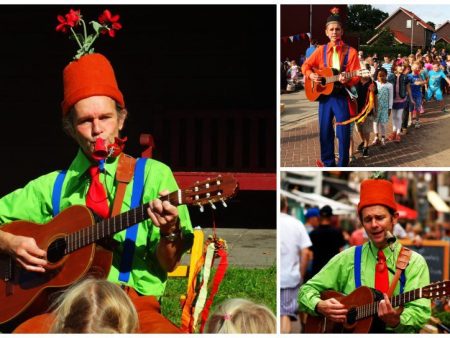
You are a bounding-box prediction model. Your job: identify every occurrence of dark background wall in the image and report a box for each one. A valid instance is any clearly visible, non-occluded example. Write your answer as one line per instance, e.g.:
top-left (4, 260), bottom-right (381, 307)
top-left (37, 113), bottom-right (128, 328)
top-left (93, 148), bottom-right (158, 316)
top-left (0, 5), bottom-right (276, 228)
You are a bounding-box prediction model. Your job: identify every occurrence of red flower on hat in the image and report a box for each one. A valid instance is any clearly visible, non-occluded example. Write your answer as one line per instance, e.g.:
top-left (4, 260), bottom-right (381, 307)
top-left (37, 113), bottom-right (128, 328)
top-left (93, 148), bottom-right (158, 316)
top-left (56, 9), bottom-right (80, 33)
top-left (66, 9), bottom-right (81, 27)
top-left (56, 8), bottom-right (123, 59)
top-left (331, 7), bottom-right (340, 15)
top-left (98, 9), bottom-right (122, 38)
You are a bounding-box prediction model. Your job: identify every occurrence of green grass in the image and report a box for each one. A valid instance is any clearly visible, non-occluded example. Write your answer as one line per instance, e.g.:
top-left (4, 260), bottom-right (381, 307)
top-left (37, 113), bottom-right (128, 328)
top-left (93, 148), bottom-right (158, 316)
top-left (161, 265), bottom-right (277, 327)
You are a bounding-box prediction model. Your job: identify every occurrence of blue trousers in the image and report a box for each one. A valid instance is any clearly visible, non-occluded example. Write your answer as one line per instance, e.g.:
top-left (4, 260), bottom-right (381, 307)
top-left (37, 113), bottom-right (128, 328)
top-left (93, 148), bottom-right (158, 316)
top-left (318, 95), bottom-right (350, 167)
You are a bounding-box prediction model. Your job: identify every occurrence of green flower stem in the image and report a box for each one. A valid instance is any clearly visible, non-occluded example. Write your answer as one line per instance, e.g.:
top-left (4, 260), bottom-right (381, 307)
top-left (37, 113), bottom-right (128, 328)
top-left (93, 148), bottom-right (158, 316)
top-left (81, 18), bottom-right (88, 43)
top-left (70, 26), bottom-right (83, 49)
top-left (84, 32), bottom-right (100, 53)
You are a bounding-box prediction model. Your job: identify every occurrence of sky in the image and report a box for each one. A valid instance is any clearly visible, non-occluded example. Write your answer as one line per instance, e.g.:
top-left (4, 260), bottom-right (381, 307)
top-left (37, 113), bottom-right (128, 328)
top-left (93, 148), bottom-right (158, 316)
top-left (372, 5), bottom-right (450, 28)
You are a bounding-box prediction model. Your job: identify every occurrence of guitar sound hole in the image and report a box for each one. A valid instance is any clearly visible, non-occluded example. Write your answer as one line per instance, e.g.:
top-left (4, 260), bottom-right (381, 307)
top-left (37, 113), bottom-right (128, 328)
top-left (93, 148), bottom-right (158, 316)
top-left (320, 78), bottom-right (326, 86)
top-left (347, 307), bottom-right (357, 325)
top-left (47, 238), bottom-right (67, 263)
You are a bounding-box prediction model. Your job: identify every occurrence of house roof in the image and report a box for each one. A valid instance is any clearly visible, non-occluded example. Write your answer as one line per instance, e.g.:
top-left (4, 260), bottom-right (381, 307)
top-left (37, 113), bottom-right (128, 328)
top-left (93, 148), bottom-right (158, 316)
top-left (374, 7), bottom-right (435, 32)
top-left (366, 29), bottom-right (411, 45)
top-left (436, 36), bottom-right (450, 43)
top-left (436, 20), bottom-right (450, 32)
top-left (391, 29), bottom-right (411, 44)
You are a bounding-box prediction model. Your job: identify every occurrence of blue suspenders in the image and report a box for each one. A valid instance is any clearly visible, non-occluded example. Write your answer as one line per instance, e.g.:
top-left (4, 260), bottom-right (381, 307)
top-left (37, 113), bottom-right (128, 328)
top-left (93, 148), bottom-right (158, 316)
top-left (323, 43), bottom-right (350, 70)
top-left (118, 158), bottom-right (147, 283)
top-left (51, 158), bottom-right (148, 283)
top-left (354, 245), bottom-right (406, 293)
top-left (52, 170), bottom-right (67, 217)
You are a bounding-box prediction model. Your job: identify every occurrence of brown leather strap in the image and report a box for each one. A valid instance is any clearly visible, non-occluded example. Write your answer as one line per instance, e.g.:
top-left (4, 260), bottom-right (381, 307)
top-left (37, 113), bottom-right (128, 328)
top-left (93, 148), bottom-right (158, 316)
top-left (387, 246), bottom-right (412, 297)
top-left (111, 154), bottom-right (137, 217)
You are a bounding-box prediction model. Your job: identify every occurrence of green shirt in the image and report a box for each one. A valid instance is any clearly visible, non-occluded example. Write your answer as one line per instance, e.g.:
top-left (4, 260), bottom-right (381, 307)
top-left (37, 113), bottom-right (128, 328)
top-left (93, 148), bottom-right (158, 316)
top-left (0, 149), bottom-right (193, 297)
top-left (299, 241), bottom-right (431, 333)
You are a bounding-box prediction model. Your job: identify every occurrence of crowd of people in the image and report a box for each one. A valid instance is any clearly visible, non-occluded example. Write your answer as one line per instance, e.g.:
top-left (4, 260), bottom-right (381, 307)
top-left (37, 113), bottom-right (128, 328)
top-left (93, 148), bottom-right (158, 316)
top-left (348, 48), bottom-right (450, 163)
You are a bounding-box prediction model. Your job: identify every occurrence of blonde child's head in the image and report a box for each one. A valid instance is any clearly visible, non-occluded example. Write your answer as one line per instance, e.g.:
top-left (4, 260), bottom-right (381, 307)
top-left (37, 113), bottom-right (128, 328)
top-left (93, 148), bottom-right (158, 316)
top-left (50, 278), bottom-right (139, 333)
top-left (204, 298), bottom-right (276, 334)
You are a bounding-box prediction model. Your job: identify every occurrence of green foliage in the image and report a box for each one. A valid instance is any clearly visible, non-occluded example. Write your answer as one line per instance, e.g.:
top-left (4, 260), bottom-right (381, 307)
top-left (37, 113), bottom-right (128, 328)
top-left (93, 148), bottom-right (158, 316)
top-left (435, 42), bottom-right (450, 53)
top-left (347, 5), bottom-right (389, 44)
top-left (161, 265), bottom-right (276, 327)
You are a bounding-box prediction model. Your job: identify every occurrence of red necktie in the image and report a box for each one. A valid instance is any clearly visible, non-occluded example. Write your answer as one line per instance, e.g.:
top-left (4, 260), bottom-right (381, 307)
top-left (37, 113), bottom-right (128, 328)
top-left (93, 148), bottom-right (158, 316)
top-left (86, 166), bottom-right (109, 219)
top-left (375, 249), bottom-right (389, 294)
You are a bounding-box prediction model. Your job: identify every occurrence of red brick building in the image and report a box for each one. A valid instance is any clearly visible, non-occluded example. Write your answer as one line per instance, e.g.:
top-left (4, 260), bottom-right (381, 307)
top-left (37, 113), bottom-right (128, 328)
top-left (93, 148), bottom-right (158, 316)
top-left (367, 7), bottom-right (435, 49)
top-left (436, 21), bottom-right (450, 45)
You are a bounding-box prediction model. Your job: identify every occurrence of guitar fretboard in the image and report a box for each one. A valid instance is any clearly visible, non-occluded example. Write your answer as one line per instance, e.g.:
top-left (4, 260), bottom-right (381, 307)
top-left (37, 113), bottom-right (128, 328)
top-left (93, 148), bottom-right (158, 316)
top-left (64, 191), bottom-right (182, 254)
top-left (324, 70), bottom-right (360, 85)
top-left (355, 288), bottom-right (421, 320)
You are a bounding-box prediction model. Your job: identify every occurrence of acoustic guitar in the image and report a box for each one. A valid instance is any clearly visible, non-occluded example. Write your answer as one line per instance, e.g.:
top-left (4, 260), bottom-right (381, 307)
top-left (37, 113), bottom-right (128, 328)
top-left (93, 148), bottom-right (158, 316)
top-left (0, 175), bottom-right (238, 332)
top-left (304, 68), bottom-right (370, 102)
top-left (304, 280), bottom-right (449, 333)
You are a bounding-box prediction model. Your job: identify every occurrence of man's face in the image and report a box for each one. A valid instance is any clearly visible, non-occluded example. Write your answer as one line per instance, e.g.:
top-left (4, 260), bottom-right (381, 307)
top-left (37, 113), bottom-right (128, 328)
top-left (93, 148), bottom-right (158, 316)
top-left (325, 23), bottom-right (343, 43)
top-left (308, 216), bottom-right (319, 227)
top-left (72, 95), bottom-right (126, 159)
top-left (360, 205), bottom-right (398, 249)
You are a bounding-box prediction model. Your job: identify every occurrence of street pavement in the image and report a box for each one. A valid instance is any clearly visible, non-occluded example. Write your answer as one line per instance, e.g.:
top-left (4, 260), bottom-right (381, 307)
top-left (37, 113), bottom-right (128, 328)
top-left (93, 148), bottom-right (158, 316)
top-left (181, 227), bottom-right (276, 268)
top-left (281, 88), bottom-right (450, 167)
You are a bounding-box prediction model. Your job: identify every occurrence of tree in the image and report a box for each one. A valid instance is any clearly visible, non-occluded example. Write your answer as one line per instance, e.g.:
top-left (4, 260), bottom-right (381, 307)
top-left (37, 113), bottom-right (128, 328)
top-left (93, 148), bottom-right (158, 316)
top-left (427, 21), bottom-right (435, 29)
top-left (347, 5), bottom-right (389, 44)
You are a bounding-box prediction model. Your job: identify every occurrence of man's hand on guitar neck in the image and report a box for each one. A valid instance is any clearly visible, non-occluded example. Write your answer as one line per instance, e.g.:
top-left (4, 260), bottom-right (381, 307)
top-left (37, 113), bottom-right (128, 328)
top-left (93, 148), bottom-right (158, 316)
top-left (378, 293), bottom-right (402, 328)
top-left (338, 73), bottom-right (349, 84)
top-left (316, 298), bottom-right (348, 323)
top-left (0, 230), bottom-right (47, 273)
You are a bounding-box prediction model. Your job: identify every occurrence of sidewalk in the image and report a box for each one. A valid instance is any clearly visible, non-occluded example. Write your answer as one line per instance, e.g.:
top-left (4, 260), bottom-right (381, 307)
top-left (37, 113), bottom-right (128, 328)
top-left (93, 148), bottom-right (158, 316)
top-left (281, 89), bottom-right (450, 167)
top-left (181, 228), bottom-right (276, 268)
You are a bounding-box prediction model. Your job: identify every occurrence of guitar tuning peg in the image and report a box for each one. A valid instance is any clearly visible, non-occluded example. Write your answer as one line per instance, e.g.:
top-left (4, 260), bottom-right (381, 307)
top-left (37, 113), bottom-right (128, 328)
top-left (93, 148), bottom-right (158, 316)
top-left (198, 204), bottom-right (204, 213)
top-left (221, 198), bottom-right (227, 208)
top-left (209, 200), bottom-right (216, 210)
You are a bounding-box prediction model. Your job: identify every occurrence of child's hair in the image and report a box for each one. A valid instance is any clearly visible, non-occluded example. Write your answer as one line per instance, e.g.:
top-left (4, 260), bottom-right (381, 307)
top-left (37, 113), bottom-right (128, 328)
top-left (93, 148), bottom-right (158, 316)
top-left (204, 298), bottom-right (276, 334)
top-left (378, 67), bottom-right (388, 76)
top-left (49, 278), bottom-right (139, 333)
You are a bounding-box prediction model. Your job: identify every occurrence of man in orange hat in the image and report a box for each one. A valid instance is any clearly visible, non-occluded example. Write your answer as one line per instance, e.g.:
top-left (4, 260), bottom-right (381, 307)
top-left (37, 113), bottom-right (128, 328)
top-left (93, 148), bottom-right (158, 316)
top-left (0, 34), bottom-right (193, 334)
top-left (299, 178), bottom-right (431, 333)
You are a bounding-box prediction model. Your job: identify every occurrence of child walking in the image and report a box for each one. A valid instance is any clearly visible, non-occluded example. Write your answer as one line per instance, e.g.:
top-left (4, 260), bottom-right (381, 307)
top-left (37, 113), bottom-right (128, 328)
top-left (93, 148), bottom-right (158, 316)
top-left (388, 63), bottom-right (412, 142)
top-left (408, 61), bottom-right (427, 128)
top-left (426, 61), bottom-right (450, 112)
top-left (373, 68), bottom-right (393, 146)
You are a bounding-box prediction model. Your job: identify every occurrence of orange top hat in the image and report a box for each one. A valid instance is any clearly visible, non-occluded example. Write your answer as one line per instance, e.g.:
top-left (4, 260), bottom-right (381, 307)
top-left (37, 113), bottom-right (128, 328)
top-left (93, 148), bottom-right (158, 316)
top-left (61, 53), bottom-right (124, 115)
top-left (357, 179), bottom-right (397, 214)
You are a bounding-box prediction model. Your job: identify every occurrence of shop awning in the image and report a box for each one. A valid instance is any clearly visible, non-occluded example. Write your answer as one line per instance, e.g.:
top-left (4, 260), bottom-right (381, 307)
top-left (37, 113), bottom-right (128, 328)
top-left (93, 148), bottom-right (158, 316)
top-left (396, 203), bottom-right (417, 220)
top-left (427, 190), bottom-right (450, 213)
top-left (281, 189), bottom-right (355, 215)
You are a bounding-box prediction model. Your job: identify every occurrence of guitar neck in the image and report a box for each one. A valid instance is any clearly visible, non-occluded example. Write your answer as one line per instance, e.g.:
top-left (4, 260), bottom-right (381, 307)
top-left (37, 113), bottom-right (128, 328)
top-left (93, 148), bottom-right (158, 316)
top-left (355, 288), bottom-right (422, 321)
top-left (64, 191), bottom-right (182, 254)
top-left (325, 70), bottom-right (359, 84)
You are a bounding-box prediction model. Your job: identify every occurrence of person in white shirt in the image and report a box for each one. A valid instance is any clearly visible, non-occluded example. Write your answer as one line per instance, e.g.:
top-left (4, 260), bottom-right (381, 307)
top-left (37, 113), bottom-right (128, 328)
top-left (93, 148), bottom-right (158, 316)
top-left (280, 195), bottom-right (312, 333)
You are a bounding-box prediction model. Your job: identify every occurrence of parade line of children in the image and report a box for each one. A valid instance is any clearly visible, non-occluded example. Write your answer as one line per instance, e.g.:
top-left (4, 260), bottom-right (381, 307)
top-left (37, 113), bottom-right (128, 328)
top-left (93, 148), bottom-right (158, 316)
top-left (347, 48), bottom-right (450, 164)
